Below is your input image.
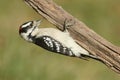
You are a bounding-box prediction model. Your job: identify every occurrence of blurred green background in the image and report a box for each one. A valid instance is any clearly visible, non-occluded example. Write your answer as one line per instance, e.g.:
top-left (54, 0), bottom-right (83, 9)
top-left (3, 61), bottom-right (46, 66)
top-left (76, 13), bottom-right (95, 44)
top-left (0, 0), bottom-right (120, 80)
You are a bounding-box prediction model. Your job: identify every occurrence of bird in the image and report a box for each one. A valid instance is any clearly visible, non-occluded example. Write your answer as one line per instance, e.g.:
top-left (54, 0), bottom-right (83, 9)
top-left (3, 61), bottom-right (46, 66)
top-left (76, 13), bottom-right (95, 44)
top-left (19, 20), bottom-right (100, 60)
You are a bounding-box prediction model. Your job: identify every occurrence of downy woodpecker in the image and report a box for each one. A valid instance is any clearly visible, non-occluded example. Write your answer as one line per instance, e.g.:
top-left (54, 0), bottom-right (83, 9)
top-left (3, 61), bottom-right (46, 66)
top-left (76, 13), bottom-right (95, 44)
top-left (19, 20), bottom-right (99, 60)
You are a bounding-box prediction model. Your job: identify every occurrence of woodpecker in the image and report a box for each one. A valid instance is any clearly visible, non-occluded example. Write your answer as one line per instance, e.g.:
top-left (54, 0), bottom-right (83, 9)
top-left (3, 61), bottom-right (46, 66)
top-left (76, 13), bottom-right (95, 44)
top-left (19, 20), bottom-right (100, 60)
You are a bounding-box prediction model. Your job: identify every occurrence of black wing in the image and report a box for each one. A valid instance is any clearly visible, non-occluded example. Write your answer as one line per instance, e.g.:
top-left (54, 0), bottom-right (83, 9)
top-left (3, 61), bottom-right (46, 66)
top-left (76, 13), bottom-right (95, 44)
top-left (33, 36), bottom-right (75, 56)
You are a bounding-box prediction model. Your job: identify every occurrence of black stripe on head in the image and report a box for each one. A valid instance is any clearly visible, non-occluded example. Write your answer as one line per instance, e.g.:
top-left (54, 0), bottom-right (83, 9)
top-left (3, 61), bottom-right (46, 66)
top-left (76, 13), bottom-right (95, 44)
top-left (19, 21), bottom-right (33, 33)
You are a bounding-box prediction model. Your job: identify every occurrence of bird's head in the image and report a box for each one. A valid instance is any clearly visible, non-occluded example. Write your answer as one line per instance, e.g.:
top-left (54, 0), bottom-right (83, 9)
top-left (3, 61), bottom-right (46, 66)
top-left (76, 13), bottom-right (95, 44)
top-left (19, 20), bottom-right (41, 42)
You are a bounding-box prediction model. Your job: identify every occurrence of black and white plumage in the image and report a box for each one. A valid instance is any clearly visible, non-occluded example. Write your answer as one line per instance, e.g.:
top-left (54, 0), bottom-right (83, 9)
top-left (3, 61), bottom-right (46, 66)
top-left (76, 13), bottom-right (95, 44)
top-left (19, 20), bottom-right (99, 60)
top-left (34, 36), bottom-right (75, 57)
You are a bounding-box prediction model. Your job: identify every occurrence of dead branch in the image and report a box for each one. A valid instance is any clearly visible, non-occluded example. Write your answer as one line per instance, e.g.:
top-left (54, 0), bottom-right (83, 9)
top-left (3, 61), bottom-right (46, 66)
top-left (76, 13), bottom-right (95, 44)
top-left (24, 0), bottom-right (120, 74)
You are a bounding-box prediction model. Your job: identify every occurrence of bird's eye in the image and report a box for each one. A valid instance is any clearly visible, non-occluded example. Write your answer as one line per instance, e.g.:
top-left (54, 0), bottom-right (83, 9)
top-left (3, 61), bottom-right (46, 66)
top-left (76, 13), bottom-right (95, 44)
top-left (30, 22), bottom-right (33, 27)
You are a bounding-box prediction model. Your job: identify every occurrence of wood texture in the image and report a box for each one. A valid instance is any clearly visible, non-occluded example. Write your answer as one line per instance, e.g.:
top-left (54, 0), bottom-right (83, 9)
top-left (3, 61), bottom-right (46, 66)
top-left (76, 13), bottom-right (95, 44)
top-left (24, 0), bottom-right (120, 74)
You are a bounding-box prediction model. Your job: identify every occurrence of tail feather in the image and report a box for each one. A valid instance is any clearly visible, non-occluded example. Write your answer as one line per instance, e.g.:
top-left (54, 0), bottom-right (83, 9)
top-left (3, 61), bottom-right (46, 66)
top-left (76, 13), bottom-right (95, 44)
top-left (80, 54), bottom-right (104, 63)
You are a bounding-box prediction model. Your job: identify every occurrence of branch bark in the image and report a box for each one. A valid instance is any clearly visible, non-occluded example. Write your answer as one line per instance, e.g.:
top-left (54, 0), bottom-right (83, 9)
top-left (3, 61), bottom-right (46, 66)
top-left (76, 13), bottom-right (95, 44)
top-left (24, 0), bottom-right (120, 74)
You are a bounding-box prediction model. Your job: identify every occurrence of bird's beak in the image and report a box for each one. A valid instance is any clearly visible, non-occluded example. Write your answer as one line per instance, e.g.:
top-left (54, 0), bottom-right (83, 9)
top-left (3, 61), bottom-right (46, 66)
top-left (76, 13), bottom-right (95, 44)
top-left (36, 20), bottom-right (41, 26)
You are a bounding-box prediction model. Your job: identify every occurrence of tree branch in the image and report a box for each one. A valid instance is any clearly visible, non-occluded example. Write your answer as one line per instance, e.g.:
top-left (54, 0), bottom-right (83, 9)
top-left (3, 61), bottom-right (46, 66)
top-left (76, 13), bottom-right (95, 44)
top-left (24, 0), bottom-right (120, 74)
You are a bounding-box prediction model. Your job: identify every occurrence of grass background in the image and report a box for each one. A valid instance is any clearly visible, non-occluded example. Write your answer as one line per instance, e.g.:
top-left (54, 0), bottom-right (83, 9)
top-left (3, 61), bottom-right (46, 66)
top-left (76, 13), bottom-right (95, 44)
top-left (0, 0), bottom-right (120, 80)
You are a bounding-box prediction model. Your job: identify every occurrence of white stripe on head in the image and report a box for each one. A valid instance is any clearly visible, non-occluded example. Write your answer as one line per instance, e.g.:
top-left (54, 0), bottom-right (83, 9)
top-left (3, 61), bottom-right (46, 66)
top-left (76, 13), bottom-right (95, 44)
top-left (22, 21), bottom-right (32, 28)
